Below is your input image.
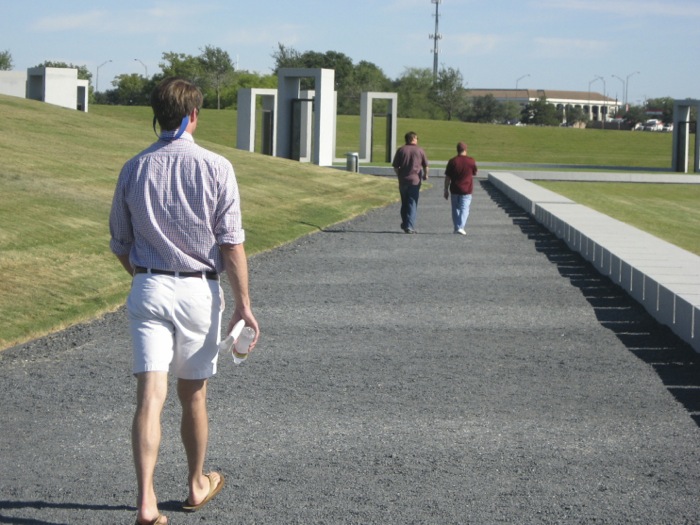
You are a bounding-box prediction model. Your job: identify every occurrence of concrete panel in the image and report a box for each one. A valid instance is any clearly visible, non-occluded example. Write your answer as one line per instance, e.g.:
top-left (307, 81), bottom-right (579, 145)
top-left (0, 71), bottom-right (27, 98)
top-left (236, 88), bottom-right (277, 154)
top-left (672, 294), bottom-right (699, 351)
top-left (359, 92), bottom-right (397, 163)
top-left (276, 68), bottom-right (335, 166)
top-left (492, 171), bottom-right (700, 352)
top-left (30, 67), bottom-right (79, 110)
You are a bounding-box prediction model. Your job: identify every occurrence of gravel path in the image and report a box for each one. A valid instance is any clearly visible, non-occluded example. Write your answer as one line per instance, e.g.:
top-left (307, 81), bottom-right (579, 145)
top-left (1, 180), bottom-right (699, 525)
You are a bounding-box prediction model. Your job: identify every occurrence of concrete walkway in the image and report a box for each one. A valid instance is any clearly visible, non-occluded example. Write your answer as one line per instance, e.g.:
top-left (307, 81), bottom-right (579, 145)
top-left (1, 181), bottom-right (699, 524)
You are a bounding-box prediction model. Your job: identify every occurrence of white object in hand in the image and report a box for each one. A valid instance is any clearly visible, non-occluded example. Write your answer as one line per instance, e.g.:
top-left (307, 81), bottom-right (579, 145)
top-left (232, 326), bottom-right (255, 365)
top-left (218, 319), bottom-right (244, 355)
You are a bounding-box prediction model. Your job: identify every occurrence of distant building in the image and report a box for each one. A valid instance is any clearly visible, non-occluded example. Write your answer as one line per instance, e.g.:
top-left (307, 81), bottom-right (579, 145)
top-left (0, 66), bottom-right (89, 112)
top-left (468, 88), bottom-right (619, 122)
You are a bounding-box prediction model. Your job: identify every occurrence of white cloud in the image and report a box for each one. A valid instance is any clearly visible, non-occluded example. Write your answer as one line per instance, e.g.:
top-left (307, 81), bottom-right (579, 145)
top-left (533, 0), bottom-right (700, 18)
top-left (30, 5), bottom-right (194, 35)
top-left (222, 24), bottom-right (303, 47)
top-left (32, 11), bottom-right (109, 32)
top-left (450, 34), bottom-right (506, 55)
top-left (533, 37), bottom-right (610, 58)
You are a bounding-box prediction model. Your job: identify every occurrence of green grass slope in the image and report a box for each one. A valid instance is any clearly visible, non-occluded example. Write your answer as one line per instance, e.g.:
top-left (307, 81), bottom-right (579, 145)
top-left (0, 95), bottom-right (397, 349)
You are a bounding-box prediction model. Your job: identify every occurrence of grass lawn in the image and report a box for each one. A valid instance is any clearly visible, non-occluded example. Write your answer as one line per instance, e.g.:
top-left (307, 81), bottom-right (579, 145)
top-left (534, 182), bottom-right (700, 255)
top-left (91, 105), bottom-right (688, 168)
top-left (1, 95), bottom-right (697, 349)
top-left (0, 96), bottom-right (397, 349)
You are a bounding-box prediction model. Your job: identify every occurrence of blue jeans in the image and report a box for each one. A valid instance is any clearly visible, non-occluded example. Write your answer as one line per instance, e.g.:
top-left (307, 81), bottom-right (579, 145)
top-left (399, 183), bottom-right (421, 231)
top-left (451, 193), bottom-right (472, 231)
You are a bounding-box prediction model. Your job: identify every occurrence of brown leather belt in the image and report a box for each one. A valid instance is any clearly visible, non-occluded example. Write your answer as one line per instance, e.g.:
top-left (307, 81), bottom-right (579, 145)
top-left (134, 266), bottom-right (218, 280)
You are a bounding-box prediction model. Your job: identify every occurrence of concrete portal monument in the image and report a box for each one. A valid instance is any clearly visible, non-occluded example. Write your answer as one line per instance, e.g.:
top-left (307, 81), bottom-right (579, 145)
top-left (359, 92), bottom-right (397, 163)
top-left (672, 99), bottom-right (700, 173)
top-left (276, 68), bottom-right (335, 166)
top-left (236, 88), bottom-right (277, 156)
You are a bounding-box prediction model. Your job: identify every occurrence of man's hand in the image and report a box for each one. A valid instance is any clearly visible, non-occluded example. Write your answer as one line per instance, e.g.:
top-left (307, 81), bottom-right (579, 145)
top-left (221, 243), bottom-right (260, 351)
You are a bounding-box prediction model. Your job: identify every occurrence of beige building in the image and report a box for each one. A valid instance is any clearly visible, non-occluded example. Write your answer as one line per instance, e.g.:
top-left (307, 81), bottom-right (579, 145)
top-left (468, 88), bottom-right (619, 122)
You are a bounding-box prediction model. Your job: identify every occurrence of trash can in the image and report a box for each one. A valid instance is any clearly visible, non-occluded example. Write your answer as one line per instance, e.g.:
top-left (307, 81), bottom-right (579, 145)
top-left (346, 152), bottom-right (359, 172)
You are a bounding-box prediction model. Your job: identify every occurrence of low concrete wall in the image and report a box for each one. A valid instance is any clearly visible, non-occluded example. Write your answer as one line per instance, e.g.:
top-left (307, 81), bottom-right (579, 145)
top-left (489, 171), bottom-right (700, 352)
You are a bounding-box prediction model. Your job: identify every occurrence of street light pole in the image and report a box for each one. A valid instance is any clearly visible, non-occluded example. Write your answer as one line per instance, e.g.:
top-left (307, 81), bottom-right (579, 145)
top-left (625, 71), bottom-right (640, 108)
top-left (515, 73), bottom-right (530, 92)
top-left (595, 75), bottom-right (606, 122)
top-left (96, 59), bottom-right (112, 93)
top-left (134, 58), bottom-right (148, 78)
top-left (612, 74), bottom-right (625, 107)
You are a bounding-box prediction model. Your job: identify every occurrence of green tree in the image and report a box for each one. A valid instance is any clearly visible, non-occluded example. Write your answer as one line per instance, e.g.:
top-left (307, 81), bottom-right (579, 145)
top-left (271, 43), bottom-right (303, 70)
top-left (623, 104), bottom-right (648, 128)
top-left (467, 94), bottom-right (504, 123)
top-left (159, 52), bottom-right (204, 84)
top-left (0, 50), bottom-right (13, 70)
top-left (645, 97), bottom-right (674, 124)
top-left (394, 67), bottom-right (437, 119)
top-left (523, 97), bottom-right (559, 126)
top-left (342, 60), bottom-right (392, 114)
top-left (108, 73), bottom-right (151, 105)
top-left (430, 66), bottom-right (466, 121)
top-left (502, 101), bottom-right (522, 124)
top-left (199, 45), bottom-right (235, 110)
top-left (565, 105), bottom-right (587, 126)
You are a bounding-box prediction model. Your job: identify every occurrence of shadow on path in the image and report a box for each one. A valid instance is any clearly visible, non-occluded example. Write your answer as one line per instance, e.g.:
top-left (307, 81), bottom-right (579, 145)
top-left (0, 500), bottom-right (133, 525)
top-left (481, 180), bottom-right (700, 427)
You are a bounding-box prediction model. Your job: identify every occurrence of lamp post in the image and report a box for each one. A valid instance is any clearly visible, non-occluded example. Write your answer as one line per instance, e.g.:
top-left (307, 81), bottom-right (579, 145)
top-left (514, 74), bottom-right (530, 108)
top-left (96, 59), bottom-right (112, 93)
top-left (625, 71), bottom-right (640, 108)
top-left (134, 58), bottom-right (148, 78)
top-left (595, 75), bottom-right (606, 122)
top-left (612, 74), bottom-right (625, 106)
top-left (587, 77), bottom-right (597, 121)
top-left (515, 74), bottom-right (530, 92)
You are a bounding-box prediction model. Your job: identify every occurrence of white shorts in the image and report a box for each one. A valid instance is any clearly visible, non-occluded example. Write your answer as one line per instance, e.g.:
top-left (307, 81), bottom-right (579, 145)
top-left (127, 273), bottom-right (224, 380)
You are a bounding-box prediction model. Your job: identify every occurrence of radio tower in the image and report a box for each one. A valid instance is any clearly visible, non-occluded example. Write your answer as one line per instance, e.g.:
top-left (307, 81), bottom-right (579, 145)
top-left (429, 0), bottom-right (442, 81)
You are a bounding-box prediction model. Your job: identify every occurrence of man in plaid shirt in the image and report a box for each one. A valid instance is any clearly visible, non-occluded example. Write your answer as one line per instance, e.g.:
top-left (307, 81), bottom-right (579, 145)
top-left (110, 77), bottom-right (259, 525)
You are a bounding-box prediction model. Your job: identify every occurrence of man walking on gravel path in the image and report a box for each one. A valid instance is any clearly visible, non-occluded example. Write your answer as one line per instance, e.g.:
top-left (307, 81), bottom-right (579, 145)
top-left (392, 131), bottom-right (429, 233)
top-left (109, 77), bottom-right (259, 525)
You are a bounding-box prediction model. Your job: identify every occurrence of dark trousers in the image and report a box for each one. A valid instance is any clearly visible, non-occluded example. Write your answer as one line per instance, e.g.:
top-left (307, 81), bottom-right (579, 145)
top-left (399, 183), bottom-right (421, 231)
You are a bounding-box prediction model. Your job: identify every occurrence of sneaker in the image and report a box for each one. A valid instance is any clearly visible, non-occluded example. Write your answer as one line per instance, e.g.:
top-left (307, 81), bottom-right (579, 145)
top-left (404, 228), bottom-right (417, 234)
top-left (456, 228), bottom-right (466, 235)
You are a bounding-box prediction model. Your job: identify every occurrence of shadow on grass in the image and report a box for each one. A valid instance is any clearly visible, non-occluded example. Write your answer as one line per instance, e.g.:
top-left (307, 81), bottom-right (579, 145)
top-left (481, 179), bottom-right (700, 428)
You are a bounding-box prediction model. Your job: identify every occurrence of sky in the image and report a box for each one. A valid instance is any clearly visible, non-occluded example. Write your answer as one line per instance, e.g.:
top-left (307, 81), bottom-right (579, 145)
top-left (3, 0), bottom-right (699, 105)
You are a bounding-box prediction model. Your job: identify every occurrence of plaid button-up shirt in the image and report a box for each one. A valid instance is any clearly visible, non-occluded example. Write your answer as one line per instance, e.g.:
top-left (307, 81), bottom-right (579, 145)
top-left (109, 132), bottom-right (245, 273)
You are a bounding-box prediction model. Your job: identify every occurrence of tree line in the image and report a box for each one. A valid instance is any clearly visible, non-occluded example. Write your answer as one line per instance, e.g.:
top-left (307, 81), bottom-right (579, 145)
top-left (0, 46), bottom-right (685, 128)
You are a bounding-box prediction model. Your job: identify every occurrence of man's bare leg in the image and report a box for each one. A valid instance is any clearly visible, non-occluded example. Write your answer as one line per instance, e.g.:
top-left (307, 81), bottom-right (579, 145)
top-left (133, 371), bottom-right (169, 524)
top-left (178, 378), bottom-right (222, 505)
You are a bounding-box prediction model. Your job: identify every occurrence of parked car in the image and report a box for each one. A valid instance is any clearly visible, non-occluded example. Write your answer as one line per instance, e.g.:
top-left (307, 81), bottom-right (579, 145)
top-left (663, 123), bottom-right (674, 132)
top-left (643, 119), bottom-right (663, 131)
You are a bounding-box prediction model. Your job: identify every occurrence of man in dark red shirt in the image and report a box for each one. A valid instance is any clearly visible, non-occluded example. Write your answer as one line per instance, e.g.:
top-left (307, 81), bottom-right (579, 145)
top-left (443, 142), bottom-right (477, 235)
top-left (392, 131), bottom-right (429, 234)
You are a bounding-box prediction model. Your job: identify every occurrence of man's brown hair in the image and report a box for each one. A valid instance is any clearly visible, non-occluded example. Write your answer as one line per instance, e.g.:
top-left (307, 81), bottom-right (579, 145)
top-left (404, 131), bottom-right (418, 144)
top-left (151, 77), bottom-right (203, 131)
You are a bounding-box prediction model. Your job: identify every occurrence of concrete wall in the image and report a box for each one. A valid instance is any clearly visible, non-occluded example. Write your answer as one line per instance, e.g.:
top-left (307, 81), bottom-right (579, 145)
top-left (488, 171), bottom-right (700, 353)
top-left (1, 67), bottom-right (87, 112)
top-left (28, 67), bottom-right (78, 109)
top-left (0, 71), bottom-right (27, 98)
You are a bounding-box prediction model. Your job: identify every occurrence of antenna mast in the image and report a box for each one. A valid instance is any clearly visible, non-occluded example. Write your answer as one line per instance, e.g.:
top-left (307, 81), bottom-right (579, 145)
top-left (430, 0), bottom-right (443, 81)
